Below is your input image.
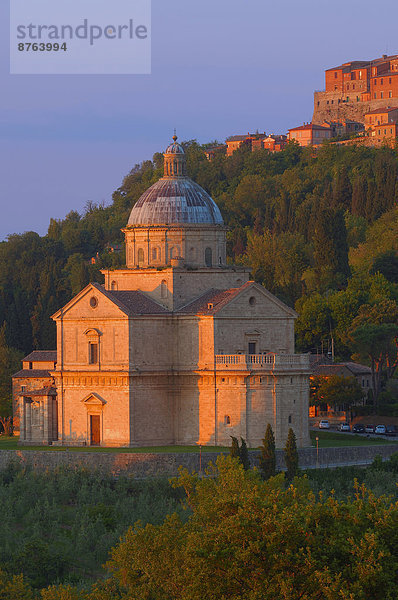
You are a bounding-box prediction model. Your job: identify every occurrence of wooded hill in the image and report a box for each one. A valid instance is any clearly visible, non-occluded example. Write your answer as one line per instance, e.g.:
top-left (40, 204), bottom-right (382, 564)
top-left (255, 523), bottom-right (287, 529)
top-left (1, 141), bottom-right (398, 412)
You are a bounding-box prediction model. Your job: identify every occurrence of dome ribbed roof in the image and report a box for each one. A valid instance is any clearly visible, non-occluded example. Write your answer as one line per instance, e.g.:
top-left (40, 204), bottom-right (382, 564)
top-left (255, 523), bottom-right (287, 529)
top-left (165, 141), bottom-right (184, 154)
top-left (128, 178), bottom-right (224, 226)
top-left (165, 133), bottom-right (184, 154)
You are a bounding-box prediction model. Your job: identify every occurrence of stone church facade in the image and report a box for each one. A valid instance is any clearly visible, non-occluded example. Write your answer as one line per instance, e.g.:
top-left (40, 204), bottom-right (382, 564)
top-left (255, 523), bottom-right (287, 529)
top-left (13, 136), bottom-right (310, 448)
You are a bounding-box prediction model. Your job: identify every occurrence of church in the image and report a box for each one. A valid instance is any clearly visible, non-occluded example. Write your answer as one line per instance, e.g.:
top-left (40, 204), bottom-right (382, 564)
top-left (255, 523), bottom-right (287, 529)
top-left (13, 136), bottom-right (310, 448)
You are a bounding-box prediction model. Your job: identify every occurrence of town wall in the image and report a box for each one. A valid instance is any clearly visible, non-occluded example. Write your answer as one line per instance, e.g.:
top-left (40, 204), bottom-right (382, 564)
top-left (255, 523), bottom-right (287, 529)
top-left (313, 91), bottom-right (398, 125)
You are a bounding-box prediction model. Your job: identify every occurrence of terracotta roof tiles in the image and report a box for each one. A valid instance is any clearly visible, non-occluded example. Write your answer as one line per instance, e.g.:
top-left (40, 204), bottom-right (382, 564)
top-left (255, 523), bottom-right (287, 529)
top-left (22, 350), bottom-right (57, 362)
top-left (177, 282), bottom-right (252, 315)
top-left (13, 369), bottom-right (53, 378)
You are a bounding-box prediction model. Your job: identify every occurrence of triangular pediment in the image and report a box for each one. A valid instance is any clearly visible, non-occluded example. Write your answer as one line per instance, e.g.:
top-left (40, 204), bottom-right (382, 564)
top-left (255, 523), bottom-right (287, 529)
top-left (51, 283), bottom-right (129, 320)
top-left (81, 393), bottom-right (107, 406)
top-left (216, 282), bottom-right (297, 319)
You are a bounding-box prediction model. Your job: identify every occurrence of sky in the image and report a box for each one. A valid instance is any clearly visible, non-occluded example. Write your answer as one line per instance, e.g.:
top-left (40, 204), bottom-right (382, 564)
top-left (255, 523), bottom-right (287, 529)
top-left (1, 0), bottom-right (398, 241)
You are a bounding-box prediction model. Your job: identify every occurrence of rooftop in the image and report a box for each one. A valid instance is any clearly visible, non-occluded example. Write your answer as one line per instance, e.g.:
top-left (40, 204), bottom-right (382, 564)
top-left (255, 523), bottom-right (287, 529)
top-left (289, 123), bottom-right (331, 132)
top-left (127, 177), bottom-right (224, 226)
top-left (313, 362), bottom-right (372, 376)
top-left (365, 106), bottom-right (398, 115)
top-left (22, 350), bottom-right (57, 362)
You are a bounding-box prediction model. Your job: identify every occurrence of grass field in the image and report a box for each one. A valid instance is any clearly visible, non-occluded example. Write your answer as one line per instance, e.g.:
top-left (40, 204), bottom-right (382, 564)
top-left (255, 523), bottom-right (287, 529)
top-left (1, 432), bottom-right (397, 452)
top-left (0, 436), bottom-right (229, 453)
top-left (309, 429), bottom-right (398, 448)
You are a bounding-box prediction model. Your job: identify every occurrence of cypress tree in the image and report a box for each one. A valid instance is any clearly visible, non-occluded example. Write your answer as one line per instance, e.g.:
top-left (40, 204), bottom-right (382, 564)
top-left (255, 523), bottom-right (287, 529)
top-left (230, 436), bottom-right (240, 460)
top-left (239, 437), bottom-right (250, 471)
top-left (284, 428), bottom-right (299, 480)
top-left (259, 423), bottom-right (276, 479)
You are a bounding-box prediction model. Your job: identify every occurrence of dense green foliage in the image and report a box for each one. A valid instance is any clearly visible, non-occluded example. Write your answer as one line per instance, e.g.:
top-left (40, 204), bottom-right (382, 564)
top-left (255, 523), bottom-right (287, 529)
top-left (310, 374), bottom-right (364, 411)
top-left (1, 456), bottom-right (398, 597)
top-left (1, 141), bottom-right (398, 412)
top-left (0, 464), bottom-right (185, 591)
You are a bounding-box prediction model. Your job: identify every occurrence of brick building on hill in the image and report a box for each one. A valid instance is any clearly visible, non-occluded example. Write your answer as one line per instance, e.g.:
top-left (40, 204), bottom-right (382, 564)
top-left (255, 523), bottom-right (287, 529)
top-left (313, 54), bottom-right (398, 125)
top-left (288, 123), bottom-right (332, 147)
top-left (225, 133), bottom-right (287, 156)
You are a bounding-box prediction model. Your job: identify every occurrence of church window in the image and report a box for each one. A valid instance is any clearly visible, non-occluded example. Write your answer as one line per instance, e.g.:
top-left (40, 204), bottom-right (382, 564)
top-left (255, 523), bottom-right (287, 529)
top-left (248, 342), bottom-right (256, 355)
top-left (224, 415), bottom-right (231, 425)
top-left (138, 248), bottom-right (144, 266)
top-left (288, 415), bottom-right (292, 424)
top-left (205, 247), bottom-right (212, 267)
top-left (21, 385), bottom-right (26, 393)
top-left (89, 342), bottom-right (98, 364)
top-left (249, 296), bottom-right (256, 306)
top-left (90, 296), bottom-right (98, 308)
top-left (152, 247), bottom-right (159, 260)
top-left (111, 281), bottom-right (117, 291)
top-left (161, 280), bottom-right (168, 298)
top-left (170, 246), bottom-right (180, 259)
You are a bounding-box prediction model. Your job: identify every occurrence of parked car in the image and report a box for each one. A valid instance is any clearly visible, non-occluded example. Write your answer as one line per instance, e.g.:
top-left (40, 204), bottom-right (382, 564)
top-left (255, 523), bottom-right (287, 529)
top-left (365, 424), bottom-right (375, 434)
top-left (319, 420), bottom-right (330, 429)
top-left (386, 425), bottom-right (398, 437)
top-left (375, 425), bottom-right (387, 435)
top-left (339, 423), bottom-right (351, 432)
top-left (352, 424), bottom-right (365, 434)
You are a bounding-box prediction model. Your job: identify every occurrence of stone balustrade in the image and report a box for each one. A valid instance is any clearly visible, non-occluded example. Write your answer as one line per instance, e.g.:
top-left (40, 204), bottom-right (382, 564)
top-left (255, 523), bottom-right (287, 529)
top-left (215, 354), bottom-right (310, 371)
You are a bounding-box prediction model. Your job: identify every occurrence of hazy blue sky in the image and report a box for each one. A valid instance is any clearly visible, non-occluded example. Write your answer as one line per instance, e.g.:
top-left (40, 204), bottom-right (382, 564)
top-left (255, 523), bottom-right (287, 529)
top-left (1, 0), bottom-right (398, 240)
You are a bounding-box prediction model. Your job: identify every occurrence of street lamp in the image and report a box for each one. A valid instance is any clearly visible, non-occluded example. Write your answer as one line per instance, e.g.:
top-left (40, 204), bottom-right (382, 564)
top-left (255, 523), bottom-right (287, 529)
top-left (316, 436), bottom-right (319, 468)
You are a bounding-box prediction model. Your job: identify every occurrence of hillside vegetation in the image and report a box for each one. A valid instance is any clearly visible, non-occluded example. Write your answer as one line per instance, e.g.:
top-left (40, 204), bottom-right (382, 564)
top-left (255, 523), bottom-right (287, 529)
top-left (0, 141), bottom-right (398, 413)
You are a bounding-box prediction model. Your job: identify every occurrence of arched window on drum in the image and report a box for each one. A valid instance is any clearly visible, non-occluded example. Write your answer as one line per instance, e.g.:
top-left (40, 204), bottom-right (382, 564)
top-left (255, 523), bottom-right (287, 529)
top-left (137, 248), bottom-right (144, 266)
top-left (170, 246), bottom-right (180, 259)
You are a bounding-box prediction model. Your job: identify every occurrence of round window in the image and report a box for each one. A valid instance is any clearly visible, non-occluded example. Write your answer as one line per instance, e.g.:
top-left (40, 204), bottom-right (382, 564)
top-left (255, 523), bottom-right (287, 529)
top-left (249, 296), bottom-right (256, 306)
top-left (90, 296), bottom-right (98, 308)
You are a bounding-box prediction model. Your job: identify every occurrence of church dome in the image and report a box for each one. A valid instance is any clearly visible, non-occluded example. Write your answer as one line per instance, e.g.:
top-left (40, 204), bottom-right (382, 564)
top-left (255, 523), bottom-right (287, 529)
top-left (127, 135), bottom-right (224, 226)
top-left (128, 178), bottom-right (224, 225)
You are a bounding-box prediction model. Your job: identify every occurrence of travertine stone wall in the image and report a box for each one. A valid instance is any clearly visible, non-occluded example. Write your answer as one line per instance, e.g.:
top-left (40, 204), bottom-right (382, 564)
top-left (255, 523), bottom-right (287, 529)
top-left (312, 91), bottom-right (398, 125)
top-left (1, 444), bottom-right (397, 477)
top-left (123, 225), bottom-right (227, 269)
top-left (101, 267), bottom-right (250, 310)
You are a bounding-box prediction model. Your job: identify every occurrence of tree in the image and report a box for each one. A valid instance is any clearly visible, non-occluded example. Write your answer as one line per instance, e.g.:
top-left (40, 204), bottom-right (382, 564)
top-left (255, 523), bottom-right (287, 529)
top-left (230, 436), bottom-right (250, 470)
top-left (259, 423), bottom-right (276, 479)
top-left (370, 251), bottom-right (398, 283)
top-left (0, 323), bottom-right (22, 420)
top-left (0, 569), bottom-right (33, 599)
top-left (106, 456), bottom-right (398, 599)
top-left (284, 428), bottom-right (299, 480)
top-left (310, 375), bottom-right (364, 412)
top-left (239, 437), bottom-right (250, 471)
top-left (229, 436), bottom-right (240, 460)
top-left (347, 300), bottom-right (398, 403)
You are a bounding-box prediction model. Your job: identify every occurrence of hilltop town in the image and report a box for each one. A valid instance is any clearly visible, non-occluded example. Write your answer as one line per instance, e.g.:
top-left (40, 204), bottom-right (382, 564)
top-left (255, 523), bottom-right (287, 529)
top-left (211, 53), bottom-right (398, 158)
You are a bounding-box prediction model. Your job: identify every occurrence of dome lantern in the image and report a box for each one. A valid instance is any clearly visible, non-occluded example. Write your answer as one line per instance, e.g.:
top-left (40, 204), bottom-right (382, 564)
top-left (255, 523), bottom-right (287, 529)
top-left (163, 134), bottom-right (186, 177)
